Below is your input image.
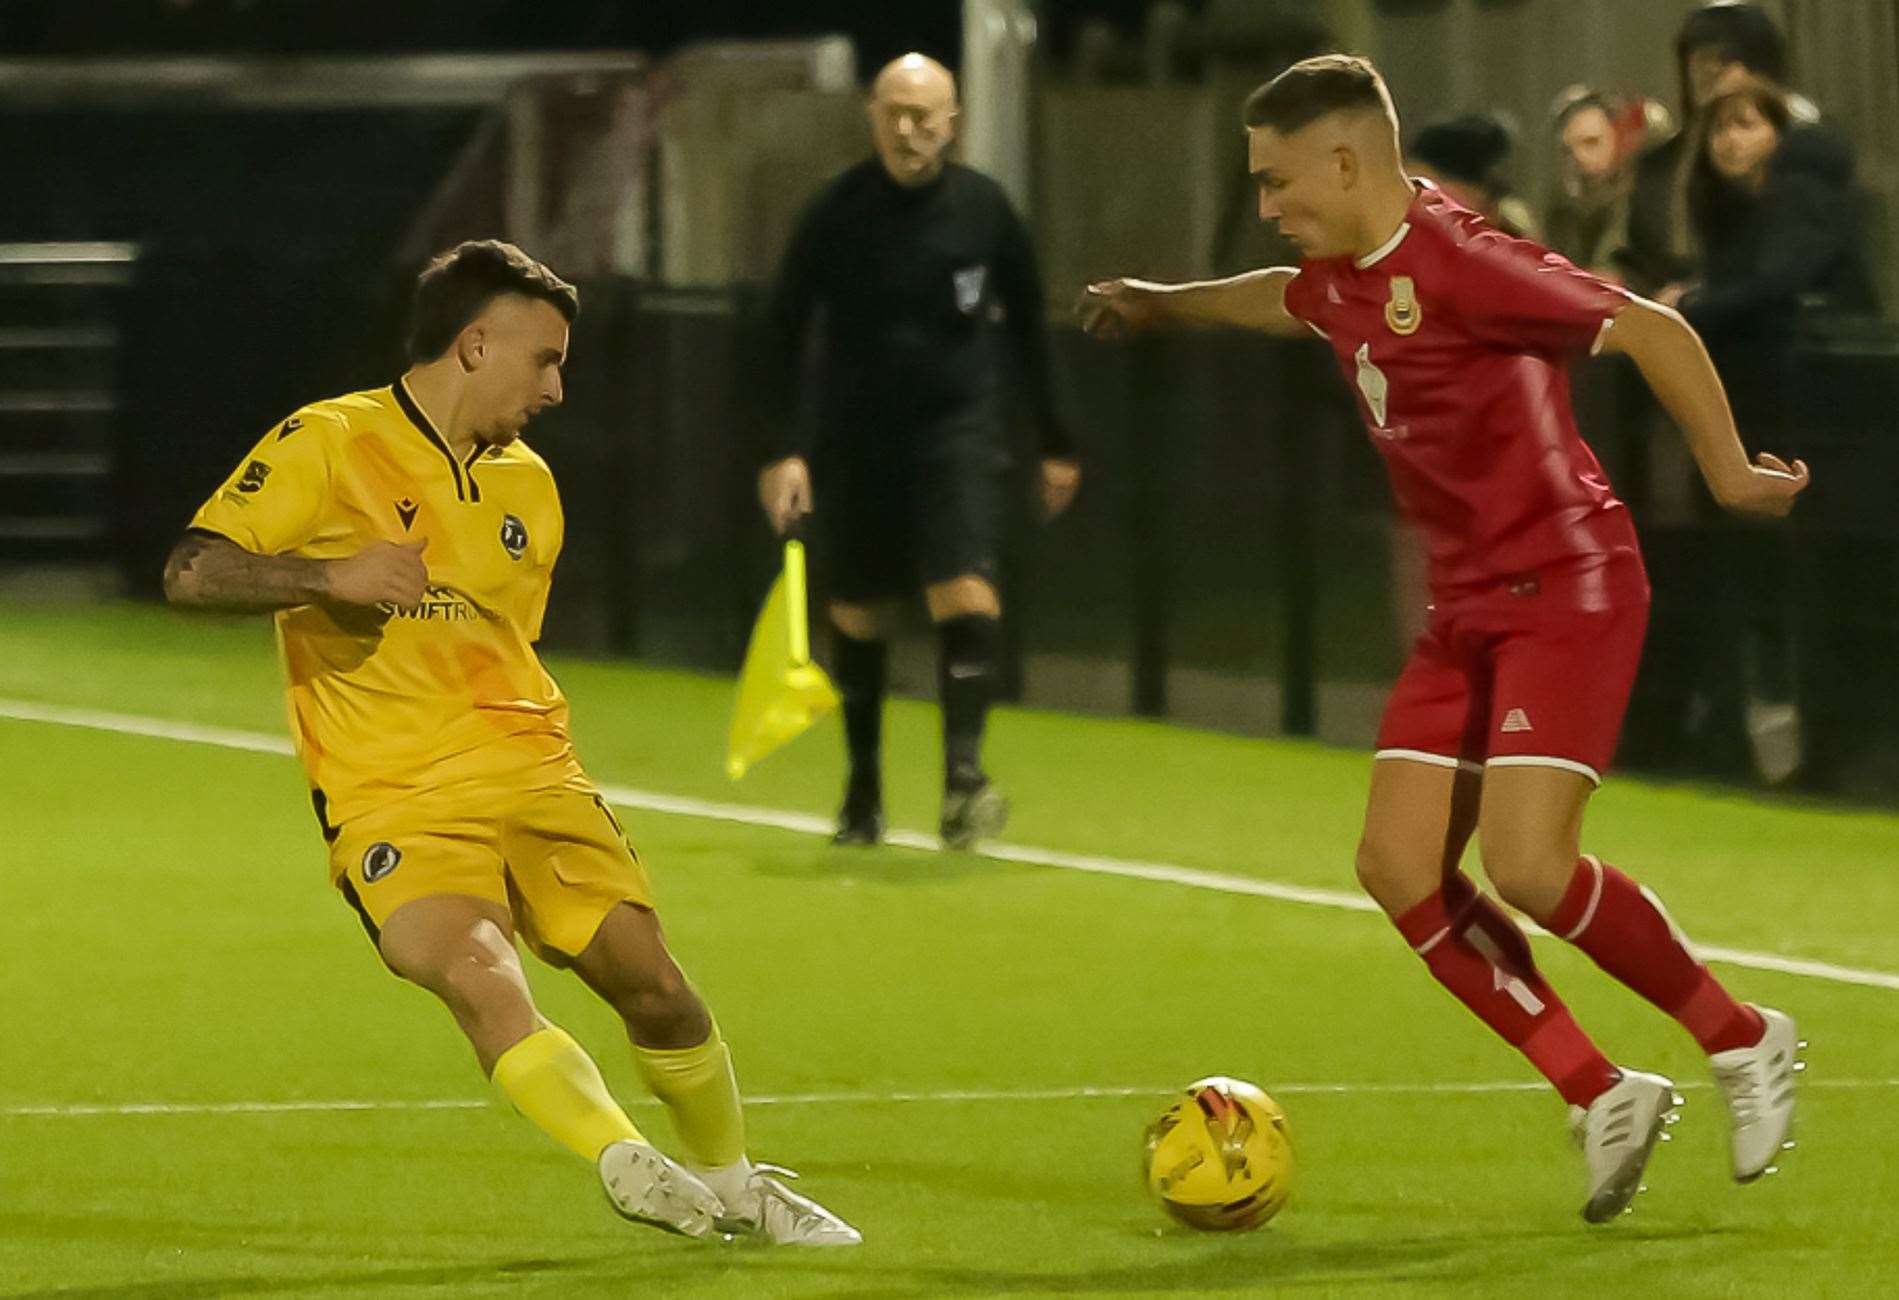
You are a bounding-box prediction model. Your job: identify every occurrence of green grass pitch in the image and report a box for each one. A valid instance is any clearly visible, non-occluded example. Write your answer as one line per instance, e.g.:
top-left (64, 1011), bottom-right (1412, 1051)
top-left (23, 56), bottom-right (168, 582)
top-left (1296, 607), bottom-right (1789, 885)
top-left (2, 601), bottom-right (1896, 1298)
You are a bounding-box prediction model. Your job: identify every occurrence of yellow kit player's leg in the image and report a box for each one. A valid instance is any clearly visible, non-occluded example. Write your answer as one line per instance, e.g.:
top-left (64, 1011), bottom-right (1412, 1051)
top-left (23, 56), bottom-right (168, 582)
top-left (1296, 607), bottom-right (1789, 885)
top-left (503, 782), bottom-right (861, 1245)
top-left (634, 1022), bottom-right (747, 1170)
top-left (492, 1024), bottom-right (643, 1160)
top-left (331, 799), bottom-right (722, 1240)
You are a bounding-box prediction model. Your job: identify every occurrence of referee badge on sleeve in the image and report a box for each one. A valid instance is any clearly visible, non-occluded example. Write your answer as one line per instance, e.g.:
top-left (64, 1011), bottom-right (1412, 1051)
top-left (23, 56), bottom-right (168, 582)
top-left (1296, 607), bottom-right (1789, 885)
top-left (953, 265), bottom-right (987, 315)
top-left (1385, 276), bottom-right (1421, 336)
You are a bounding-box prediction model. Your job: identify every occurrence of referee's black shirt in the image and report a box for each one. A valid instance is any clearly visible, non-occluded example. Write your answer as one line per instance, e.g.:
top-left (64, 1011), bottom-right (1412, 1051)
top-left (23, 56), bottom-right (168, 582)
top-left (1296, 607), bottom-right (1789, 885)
top-left (759, 159), bottom-right (1072, 466)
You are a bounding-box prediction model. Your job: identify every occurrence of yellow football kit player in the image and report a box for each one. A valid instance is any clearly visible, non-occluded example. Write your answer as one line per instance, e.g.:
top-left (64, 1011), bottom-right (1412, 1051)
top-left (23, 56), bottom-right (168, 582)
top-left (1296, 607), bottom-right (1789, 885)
top-left (168, 241), bottom-right (860, 1244)
top-left (189, 379), bottom-right (649, 956)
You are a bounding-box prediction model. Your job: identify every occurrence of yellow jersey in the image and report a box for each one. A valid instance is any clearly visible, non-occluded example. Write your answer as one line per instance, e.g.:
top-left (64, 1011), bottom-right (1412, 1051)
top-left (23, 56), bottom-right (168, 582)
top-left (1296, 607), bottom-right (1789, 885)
top-left (190, 379), bottom-right (583, 827)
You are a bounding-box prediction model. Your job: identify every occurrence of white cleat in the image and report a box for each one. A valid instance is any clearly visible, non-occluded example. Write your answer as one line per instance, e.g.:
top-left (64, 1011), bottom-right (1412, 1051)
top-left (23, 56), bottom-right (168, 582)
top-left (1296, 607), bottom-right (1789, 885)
top-left (1711, 1004), bottom-right (1803, 1183)
top-left (1568, 1069), bottom-right (1681, 1224)
top-left (598, 1139), bottom-right (724, 1239)
top-left (714, 1163), bottom-right (863, 1246)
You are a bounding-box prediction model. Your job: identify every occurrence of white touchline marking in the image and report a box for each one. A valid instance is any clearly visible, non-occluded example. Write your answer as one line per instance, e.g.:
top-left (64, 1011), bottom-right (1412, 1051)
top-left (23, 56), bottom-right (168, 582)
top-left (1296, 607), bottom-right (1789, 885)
top-left (4, 1077), bottom-right (1894, 1118)
top-left (0, 699), bottom-right (297, 756)
top-left (6, 698), bottom-right (1899, 994)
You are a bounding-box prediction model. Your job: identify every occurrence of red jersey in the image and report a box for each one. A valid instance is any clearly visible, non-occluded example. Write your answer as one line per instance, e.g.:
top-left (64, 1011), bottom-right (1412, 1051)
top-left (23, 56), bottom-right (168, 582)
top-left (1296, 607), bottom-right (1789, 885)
top-left (1282, 184), bottom-right (1643, 610)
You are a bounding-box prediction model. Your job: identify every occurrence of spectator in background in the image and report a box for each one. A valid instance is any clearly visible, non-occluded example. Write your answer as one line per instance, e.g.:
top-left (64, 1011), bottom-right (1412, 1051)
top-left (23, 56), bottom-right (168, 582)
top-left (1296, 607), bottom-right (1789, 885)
top-left (1612, 3), bottom-right (1856, 782)
top-left (1408, 112), bottom-right (1539, 240)
top-left (1544, 88), bottom-right (1662, 280)
top-left (1633, 74), bottom-right (1871, 784)
top-left (1663, 75), bottom-right (1875, 351)
top-left (1618, 1), bottom-right (1836, 294)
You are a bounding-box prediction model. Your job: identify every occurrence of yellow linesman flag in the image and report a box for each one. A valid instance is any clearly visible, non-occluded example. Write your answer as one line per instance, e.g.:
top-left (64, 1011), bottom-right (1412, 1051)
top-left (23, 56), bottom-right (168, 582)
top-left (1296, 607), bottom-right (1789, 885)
top-left (726, 539), bottom-right (839, 779)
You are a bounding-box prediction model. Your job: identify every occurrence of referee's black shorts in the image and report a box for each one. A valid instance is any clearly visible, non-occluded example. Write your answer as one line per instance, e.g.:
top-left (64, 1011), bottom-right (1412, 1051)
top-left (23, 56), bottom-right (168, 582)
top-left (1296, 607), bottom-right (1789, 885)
top-left (814, 437), bottom-right (1008, 603)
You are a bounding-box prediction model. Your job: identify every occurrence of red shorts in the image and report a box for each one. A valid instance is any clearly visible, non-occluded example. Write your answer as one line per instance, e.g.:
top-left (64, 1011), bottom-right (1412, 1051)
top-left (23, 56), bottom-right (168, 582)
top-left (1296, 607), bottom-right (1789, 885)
top-left (1375, 568), bottom-right (1649, 785)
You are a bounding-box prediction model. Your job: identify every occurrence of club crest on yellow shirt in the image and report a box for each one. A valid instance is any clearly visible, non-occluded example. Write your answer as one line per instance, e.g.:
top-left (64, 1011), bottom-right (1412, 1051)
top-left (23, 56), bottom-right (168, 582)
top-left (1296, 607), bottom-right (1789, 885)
top-left (500, 513), bottom-right (528, 560)
top-left (1385, 276), bottom-right (1421, 336)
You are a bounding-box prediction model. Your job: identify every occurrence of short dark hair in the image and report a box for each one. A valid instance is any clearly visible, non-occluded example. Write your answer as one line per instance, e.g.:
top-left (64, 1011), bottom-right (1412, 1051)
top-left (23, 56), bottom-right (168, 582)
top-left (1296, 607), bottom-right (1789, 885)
top-left (1677, 2), bottom-right (1787, 88)
top-left (1242, 54), bottom-right (1390, 135)
top-left (406, 240), bottom-right (578, 363)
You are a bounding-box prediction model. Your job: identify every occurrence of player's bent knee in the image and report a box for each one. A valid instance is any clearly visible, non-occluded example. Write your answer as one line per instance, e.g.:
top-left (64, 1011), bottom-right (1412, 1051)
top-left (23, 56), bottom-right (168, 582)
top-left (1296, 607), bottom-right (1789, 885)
top-left (1353, 835), bottom-right (1437, 916)
top-left (1476, 849), bottom-right (1572, 923)
top-left (925, 576), bottom-right (1000, 621)
top-left (433, 946), bottom-right (533, 1025)
top-left (830, 601), bottom-right (895, 641)
top-left (613, 976), bottom-right (711, 1049)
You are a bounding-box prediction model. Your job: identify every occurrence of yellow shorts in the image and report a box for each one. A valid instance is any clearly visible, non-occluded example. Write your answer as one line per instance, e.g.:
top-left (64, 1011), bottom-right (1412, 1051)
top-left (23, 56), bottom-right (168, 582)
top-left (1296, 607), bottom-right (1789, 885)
top-left (326, 777), bottom-right (654, 964)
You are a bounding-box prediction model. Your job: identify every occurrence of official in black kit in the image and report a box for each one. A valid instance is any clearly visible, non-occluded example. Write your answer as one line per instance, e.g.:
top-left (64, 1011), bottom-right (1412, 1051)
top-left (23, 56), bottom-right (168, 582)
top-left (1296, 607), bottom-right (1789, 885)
top-left (757, 52), bottom-right (1080, 849)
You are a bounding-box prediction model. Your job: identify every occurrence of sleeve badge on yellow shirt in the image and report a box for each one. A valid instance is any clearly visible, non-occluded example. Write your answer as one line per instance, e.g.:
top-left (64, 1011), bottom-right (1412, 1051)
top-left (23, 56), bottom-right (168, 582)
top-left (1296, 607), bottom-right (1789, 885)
top-left (362, 841), bottom-right (401, 883)
top-left (1385, 275), bottom-right (1421, 336)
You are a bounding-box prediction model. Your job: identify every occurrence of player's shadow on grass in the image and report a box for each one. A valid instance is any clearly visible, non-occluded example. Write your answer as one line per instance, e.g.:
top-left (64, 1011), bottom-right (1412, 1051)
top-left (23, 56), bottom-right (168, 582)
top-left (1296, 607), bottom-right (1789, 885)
top-left (747, 838), bottom-right (1029, 886)
top-left (703, 1222), bottom-right (1749, 1298)
top-left (3, 1255), bottom-right (589, 1299)
top-left (670, 1240), bottom-right (1466, 1297)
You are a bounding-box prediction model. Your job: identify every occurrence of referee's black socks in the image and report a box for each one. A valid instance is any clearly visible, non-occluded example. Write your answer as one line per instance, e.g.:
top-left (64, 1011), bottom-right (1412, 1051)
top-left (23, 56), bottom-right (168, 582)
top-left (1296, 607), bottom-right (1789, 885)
top-left (833, 632), bottom-right (887, 804)
top-left (938, 614), bottom-right (1000, 792)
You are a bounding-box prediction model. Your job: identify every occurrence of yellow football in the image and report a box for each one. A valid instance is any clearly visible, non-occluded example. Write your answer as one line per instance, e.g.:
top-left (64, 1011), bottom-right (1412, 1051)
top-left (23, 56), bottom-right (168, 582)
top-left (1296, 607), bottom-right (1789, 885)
top-left (1142, 1075), bottom-right (1295, 1231)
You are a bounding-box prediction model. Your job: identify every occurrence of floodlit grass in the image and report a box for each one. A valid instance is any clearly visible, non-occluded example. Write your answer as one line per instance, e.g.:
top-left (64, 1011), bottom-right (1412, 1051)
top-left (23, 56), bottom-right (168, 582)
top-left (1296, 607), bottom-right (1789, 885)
top-left (3, 601), bottom-right (1895, 1297)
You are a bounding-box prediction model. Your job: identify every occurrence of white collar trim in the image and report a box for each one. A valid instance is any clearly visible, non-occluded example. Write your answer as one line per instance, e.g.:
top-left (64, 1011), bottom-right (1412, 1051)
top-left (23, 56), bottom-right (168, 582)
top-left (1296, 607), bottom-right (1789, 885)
top-left (1355, 221), bottom-right (1412, 269)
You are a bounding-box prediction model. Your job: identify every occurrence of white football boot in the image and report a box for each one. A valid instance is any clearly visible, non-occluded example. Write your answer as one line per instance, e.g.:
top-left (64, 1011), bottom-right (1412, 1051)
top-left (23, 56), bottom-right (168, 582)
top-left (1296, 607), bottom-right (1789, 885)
top-left (597, 1139), bottom-right (724, 1239)
top-left (1710, 1004), bottom-right (1803, 1183)
top-left (712, 1163), bottom-right (863, 1246)
top-left (1568, 1069), bottom-right (1682, 1224)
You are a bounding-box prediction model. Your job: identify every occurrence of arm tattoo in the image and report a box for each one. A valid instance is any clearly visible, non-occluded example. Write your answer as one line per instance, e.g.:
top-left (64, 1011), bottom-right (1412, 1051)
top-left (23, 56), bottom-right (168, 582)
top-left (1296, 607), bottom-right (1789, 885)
top-left (162, 529), bottom-right (328, 611)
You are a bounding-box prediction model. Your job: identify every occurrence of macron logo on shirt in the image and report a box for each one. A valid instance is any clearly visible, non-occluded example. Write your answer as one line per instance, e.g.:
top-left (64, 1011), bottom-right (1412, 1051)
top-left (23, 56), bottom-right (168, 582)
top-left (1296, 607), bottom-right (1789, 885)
top-left (1500, 708), bottom-right (1534, 734)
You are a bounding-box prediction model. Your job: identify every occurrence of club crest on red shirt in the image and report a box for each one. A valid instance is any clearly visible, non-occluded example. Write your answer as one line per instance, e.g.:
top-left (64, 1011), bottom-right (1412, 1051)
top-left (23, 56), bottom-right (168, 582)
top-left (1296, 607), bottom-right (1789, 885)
top-left (1385, 276), bottom-right (1421, 336)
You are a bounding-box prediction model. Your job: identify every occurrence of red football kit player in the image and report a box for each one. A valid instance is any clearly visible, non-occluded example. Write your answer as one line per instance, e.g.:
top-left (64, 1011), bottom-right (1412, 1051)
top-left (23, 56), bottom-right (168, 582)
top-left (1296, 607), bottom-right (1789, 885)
top-left (1283, 181), bottom-right (1649, 786)
top-left (1083, 56), bottom-right (1809, 1224)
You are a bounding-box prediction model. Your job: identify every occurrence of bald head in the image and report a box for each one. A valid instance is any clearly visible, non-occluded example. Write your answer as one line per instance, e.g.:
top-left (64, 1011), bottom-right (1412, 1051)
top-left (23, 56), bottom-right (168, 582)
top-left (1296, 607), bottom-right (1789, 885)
top-left (868, 53), bottom-right (959, 186)
top-left (873, 53), bottom-right (956, 105)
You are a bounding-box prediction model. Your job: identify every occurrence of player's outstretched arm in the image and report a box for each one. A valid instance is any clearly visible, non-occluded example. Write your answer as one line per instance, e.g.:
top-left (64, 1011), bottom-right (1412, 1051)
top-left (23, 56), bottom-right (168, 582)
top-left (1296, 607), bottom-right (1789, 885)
top-left (1077, 268), bottom-right (1307, 340)
top-left (1600, 297), bottom-right (1810, 520)
top-left (163, 530), bottom-right (429, 612)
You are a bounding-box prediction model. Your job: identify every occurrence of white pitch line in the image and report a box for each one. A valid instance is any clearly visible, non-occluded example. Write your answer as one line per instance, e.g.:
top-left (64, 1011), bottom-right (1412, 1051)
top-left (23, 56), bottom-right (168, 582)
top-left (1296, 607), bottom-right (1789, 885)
top-left (0, 698), bottom-right (296, 756)
top-left (5, 1076), bottom-right (1897, 1119)
top-left (6, 697), bottom-right (1899, 994)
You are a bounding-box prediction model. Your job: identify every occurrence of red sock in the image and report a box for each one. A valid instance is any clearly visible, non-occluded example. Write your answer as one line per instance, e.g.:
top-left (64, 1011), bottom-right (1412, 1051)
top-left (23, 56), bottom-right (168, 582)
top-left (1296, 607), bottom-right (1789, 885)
top-left (1395, 874), bottom-right (1620, 1107)
top-left (1546, 856), bottom-right (1764, 1055)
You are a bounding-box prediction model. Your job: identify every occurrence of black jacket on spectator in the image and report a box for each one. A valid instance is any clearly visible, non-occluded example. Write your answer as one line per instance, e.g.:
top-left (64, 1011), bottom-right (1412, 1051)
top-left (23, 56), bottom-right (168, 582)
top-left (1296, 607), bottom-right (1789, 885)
top-left (1682, 125), bottom-right (1875, 334)
top-left (1618, 0), bottom-right (1800, 292)
top-left (1679, 124), bottom-right (1875, 453)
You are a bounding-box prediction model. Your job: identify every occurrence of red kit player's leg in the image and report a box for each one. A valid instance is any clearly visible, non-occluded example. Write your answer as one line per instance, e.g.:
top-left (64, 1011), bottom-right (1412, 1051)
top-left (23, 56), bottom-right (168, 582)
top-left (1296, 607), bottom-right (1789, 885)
top-left (1548, 854), bottom-right (1763, 1051)
top-left (1359, 743), bottom-right (1618, 1108)
top-left (1478, 602), bottom-right (1765, 1055)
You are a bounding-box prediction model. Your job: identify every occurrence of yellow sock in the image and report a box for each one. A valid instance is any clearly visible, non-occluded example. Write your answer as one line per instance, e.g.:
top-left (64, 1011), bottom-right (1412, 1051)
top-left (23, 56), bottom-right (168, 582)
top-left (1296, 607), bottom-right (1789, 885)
top-left (492, 1025), bottom-right (643, 1161)
top-left (633, 1022), bottom-right (747, 1169)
